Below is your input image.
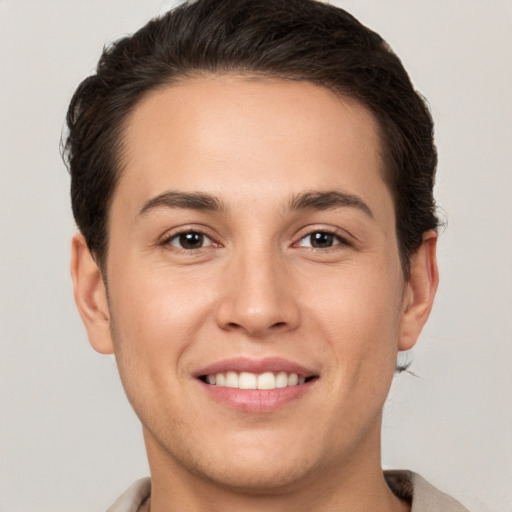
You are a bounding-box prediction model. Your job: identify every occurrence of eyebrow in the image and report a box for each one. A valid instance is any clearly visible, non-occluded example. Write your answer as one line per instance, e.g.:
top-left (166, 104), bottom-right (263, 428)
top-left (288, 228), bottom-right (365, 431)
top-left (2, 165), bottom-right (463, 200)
top-left (289, 191), bottom-right (374, 218)
top-left (138, 191), bottom-right (226, 217)
top-left (137, 189), bottom-right (373, 219)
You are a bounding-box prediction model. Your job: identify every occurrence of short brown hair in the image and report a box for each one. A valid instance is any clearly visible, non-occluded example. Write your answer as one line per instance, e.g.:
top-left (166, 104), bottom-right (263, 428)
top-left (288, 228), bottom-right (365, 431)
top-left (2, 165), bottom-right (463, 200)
top-left (63, 0), bottom-right (438, 274)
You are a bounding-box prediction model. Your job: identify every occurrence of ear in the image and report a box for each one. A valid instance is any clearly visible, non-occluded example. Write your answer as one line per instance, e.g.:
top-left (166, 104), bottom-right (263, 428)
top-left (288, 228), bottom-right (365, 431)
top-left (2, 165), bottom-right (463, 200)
top-left (70, 232), bottom-right (114, 354)
top-left (398, 230), bottom-right (439, 351)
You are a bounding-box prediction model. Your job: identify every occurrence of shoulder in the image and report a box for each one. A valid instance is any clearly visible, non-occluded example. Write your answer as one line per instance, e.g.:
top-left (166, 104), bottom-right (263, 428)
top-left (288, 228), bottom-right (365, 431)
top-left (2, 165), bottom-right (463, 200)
top-left (385, 470), bottom-right (470, 512)
top-left (106, 477), bottom-right (151, 512)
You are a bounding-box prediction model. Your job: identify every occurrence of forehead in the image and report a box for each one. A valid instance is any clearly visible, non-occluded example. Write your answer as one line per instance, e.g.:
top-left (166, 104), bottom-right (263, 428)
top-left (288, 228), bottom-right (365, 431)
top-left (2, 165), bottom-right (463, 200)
top-left (115, 75), bottom-right (391, 221)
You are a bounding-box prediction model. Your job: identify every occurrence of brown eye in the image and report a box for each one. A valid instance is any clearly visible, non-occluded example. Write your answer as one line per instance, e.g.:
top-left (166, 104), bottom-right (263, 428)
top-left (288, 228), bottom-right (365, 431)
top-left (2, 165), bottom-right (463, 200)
top-left (298, 231), bottom-right (343, 249)
top-left (168, 231), bottom-right (212, 250)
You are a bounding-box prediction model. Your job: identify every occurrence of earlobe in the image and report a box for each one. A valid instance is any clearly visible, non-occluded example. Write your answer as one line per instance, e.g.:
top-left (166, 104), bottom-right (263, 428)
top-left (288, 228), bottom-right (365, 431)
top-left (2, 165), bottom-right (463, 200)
top-left (70, 233), bottom-right (114, 354)
top-left (398, 230), bottom-right (439, 351)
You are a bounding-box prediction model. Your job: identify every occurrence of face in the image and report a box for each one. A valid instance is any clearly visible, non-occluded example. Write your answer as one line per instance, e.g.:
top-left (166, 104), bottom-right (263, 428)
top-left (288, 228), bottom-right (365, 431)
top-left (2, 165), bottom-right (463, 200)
top-left (73, 75), bottom-right (436, 493)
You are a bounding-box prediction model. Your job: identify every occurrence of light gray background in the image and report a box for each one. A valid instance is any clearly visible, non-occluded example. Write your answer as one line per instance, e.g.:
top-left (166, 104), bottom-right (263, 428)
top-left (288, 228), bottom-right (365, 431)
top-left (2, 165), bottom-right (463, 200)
top-left (1, 1), bottom-right (511, 510)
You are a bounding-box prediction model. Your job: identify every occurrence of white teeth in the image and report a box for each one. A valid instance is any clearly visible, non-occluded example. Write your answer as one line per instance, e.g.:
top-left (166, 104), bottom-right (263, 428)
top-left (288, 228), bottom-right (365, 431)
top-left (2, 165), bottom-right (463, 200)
top-left (275, 371), bottom-right (288, 388)
top-left (239, 372), bottom-right (257, 389)
top-left (225, 371), bottom-right (238, 388)
top-left (205, 371), bottom-right (309, 390)
top-left (288, 373), bottom-right (299, 386)
top-left (257, 372), bottom-right (275, 390)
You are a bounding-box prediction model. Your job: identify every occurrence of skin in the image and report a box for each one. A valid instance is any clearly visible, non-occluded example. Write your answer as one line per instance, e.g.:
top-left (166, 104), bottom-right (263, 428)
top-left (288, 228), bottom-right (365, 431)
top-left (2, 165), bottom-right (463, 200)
top-left (72, 75), bottom-right (438, 512)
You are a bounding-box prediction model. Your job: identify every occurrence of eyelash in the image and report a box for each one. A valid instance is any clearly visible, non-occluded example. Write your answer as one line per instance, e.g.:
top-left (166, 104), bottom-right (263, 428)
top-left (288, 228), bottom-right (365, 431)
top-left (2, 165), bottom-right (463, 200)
top-left (160, 228), bottom-right (352, 253)
top-left (295, 229), bottom-right (351, 250)
top-left (161, 230), bottom-right (217, 251)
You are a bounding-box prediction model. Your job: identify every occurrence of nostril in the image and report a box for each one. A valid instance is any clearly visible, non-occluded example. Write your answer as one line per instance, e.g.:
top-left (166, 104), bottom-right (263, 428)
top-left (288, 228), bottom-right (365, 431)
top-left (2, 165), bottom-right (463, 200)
top-left (223, 320), bottom-right (287, 332)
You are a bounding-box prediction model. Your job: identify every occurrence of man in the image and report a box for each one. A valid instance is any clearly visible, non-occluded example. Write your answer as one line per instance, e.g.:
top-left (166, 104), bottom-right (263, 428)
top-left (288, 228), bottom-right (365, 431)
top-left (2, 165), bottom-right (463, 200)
top-left (64, 0), bottom-right (469, 510)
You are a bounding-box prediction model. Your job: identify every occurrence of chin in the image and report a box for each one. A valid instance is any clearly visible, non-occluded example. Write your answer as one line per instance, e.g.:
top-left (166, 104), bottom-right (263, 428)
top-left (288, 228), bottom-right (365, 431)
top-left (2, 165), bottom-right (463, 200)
top-left (194, 453), bottom-right (318, 495)
top-left (149, 425), bottom-right (322, 494)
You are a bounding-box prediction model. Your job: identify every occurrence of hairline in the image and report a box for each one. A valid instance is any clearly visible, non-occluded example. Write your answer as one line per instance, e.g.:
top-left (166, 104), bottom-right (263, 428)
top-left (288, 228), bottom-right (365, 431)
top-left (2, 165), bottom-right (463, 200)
top-left (95, 71), bottom-right (408, 274)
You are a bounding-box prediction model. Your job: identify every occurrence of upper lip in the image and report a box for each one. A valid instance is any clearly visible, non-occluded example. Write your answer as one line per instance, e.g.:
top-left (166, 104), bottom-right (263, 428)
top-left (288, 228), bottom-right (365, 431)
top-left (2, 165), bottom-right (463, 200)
top-left (194, 357), bottom-right (318, 378)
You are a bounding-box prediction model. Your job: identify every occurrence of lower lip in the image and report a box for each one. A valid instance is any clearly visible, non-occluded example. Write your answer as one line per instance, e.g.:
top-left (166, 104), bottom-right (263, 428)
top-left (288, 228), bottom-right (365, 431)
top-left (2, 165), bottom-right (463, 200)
top-left (198, 380), bottom-right (316, 413)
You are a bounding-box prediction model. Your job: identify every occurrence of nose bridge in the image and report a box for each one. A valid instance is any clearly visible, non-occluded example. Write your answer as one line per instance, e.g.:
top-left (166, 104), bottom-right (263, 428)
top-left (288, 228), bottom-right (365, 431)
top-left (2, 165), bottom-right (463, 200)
top-left (215, 239), bottom-right (300, 336)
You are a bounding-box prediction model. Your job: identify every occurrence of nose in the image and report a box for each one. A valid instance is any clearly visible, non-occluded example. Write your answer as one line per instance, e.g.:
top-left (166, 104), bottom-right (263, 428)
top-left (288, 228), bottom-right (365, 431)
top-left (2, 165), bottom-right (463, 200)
top-left (214, 250), bottom-right (301, 338)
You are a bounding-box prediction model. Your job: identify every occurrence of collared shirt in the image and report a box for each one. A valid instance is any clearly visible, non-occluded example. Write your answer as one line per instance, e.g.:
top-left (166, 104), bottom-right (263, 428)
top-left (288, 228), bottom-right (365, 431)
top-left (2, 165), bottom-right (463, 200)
top-left (106, 471), bottom-right (470, 511)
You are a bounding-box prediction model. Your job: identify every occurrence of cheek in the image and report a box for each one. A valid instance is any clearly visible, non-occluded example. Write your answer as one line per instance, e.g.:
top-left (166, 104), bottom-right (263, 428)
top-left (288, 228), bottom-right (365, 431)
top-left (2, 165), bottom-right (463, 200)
top-left (106, 267), bottom-right (215, 423)
top-left (107, 262), bottom-right (214, 374)
top-left (309, 256), bottom-right (402, 320)
top-left (305, 260), bottom-right (404, 372)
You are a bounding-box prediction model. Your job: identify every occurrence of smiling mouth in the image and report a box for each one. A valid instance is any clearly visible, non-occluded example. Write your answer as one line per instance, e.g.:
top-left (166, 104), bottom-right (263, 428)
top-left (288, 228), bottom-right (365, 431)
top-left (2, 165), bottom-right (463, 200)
top-left (199, 371), bottom-right (317, 390)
